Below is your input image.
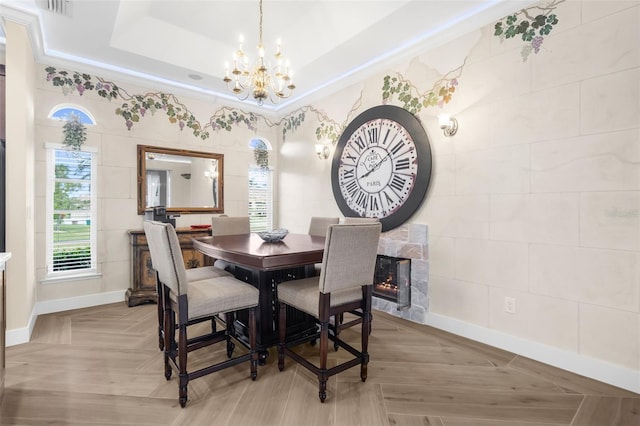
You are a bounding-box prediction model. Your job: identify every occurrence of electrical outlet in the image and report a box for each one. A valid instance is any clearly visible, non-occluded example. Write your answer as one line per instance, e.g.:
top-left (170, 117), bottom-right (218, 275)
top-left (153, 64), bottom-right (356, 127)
top-left (504, 297), bottom-right (516, 314)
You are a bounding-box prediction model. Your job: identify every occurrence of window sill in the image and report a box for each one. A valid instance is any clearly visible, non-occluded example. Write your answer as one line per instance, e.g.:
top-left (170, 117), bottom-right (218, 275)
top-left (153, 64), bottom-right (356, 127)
top-left (41, 272), bottom-right (102, 285)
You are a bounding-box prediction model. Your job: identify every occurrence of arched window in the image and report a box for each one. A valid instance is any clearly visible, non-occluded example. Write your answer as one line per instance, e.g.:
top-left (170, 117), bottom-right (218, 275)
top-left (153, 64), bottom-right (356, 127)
top-left (45, 104), bottom-right (98, 280)
top-left (48, 104), bottom-right (97, 125)
top-left (248, 137), bottom-right (272, 151)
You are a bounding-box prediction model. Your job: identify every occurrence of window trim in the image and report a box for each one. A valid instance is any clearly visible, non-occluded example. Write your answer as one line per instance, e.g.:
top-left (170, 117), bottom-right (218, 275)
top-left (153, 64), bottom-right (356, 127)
top-left (45, 143), bottom-right (98, 280)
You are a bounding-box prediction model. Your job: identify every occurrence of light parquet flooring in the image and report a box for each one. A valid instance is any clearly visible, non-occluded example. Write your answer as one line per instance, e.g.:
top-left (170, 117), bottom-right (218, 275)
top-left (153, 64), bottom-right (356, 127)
top-left (1, 302), bottom-right (638, 426)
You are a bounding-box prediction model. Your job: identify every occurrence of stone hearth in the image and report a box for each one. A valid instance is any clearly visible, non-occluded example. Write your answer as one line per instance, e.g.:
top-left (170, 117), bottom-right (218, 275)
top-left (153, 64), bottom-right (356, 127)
top-left (372, 223), bottom-right (428, 324)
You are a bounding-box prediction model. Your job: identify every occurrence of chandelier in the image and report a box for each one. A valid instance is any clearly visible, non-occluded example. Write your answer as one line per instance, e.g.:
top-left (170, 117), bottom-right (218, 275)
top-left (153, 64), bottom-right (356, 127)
top-left (223, 0), bottom-right (295, 105)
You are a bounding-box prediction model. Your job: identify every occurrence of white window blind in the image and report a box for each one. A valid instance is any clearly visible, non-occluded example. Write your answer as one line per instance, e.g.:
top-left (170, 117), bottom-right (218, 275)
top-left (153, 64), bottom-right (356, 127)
top-left (248, 167), bottom-right (272, 232)
top-left (46, 147), bottom-right (97, 275)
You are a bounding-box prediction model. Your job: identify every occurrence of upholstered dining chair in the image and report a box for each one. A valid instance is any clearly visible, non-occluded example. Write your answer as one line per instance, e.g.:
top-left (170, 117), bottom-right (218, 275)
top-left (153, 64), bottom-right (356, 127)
top-left (211, 216), bottom-right (251, 236)
top-left (277, 222), bottom-right (381, 402)
top-left (210, 216), bottom-right (251, 271)
top-left (307, 217), bottom-right (340, 277)
top-left (144, 222), bottom-right (234, 351)
top-left (143, 220), bottom-right (259, 407)
top-left (342, 217), bottom-right (380, 224)
top-left (335, 218), bottom-right (380, 344)
top-left (308, 216), bottom-right (340, 237)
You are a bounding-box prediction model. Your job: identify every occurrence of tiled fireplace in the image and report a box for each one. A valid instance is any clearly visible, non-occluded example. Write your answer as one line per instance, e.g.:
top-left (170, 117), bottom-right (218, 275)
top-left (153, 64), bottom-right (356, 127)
top-left (374, 254), bottom-right (411, 310)
top-left (372, 223), bottom-right (428, 324)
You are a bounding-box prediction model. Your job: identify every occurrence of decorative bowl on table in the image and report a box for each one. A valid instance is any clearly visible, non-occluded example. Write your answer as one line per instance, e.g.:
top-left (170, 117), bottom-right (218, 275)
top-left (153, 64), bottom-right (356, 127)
top-left (257, 228), bottom-right (289, 243)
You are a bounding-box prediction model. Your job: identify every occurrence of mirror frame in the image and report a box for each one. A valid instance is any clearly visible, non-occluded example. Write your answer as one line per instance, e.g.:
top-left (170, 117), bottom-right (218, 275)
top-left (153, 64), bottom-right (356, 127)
top-left (137, 145), bottom-right (224, 215)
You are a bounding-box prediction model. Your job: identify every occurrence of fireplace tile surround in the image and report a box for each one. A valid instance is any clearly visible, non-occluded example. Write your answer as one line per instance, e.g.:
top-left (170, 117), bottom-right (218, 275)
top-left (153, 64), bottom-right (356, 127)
top-left (372, 223), bottom-right (428, 324)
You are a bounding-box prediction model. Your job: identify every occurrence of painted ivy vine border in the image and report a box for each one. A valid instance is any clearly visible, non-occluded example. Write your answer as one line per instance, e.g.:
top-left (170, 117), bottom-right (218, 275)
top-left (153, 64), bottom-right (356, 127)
top-left (44, 65), bottom-right (361, 146)
top-left (46, 64), bottom-right (459, 147)
top-left (45, 66), bottom-right (324, 142)
top-left (494, 0), bottom-right (564, 61)
top-left (381, 62), bottom-right (464, 115)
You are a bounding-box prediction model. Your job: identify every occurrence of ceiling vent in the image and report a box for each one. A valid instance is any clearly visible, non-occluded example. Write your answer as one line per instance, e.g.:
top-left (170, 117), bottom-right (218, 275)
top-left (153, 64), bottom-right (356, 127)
top-left (39, 0), bottom-right (72, 17)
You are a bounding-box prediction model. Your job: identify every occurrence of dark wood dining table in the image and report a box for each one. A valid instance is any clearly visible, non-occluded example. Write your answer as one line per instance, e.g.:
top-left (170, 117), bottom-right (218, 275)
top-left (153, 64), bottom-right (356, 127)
top-left (192, 233), bottom-right (325, 361)
top-left (192, 233), bottom-right (325, 271)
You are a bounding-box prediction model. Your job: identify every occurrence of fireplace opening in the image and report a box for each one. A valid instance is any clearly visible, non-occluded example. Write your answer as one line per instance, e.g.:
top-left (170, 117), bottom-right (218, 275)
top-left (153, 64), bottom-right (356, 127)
top-left (374, 255), bottom-right (411, 311)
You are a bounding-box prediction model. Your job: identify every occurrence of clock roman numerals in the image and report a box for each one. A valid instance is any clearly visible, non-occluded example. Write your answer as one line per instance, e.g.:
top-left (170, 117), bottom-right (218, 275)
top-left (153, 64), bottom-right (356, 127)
top-left (390, 174), bottom-right (407, 191)
top-left (342, 168), bottom-right (355, 180)
top-left (339, 124), bottom-right (418, 216)
top-left (354, 134), bottom-right (367, 151)
top-left (367, 127), bottom-right (379, 145)
top-left (395, 158), bottom-right (410, 170)
top-left (369, 194), bottom-right (380, 212)
top-left (332, 105), bottom-right (431, 232)
top-left (390, 140), bottom-right (405, 155)
top-left (342, 186), bottom-right (386, 217)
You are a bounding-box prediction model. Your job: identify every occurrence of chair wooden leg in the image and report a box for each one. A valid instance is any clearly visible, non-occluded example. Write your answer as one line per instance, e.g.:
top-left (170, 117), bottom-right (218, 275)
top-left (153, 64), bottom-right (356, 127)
top-left (361, 288), bottom-right (372, 383)
top-left (318, 320), bottom-right (329, 403)
top-left (333, 313), bottom-right (343, 351)
top-left (249, 307), bottom-right (258, 380)
top-left (277, 303), bottom-right (286, 372)
top-left (178, 323), bottom-right (188, 408)
top-left (225, 312), bottom-right (235, 358)
top-left (157, 279), bottom-right (164, 351)
top-left (360, 314), bottom-right (370, 383)
top-left (163, 306), bottom-right (173, 381)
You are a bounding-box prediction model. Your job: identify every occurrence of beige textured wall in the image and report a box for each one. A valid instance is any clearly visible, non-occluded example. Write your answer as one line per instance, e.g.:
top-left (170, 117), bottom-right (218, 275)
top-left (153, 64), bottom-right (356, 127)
top-left (278, 0), bottom-right (640, 377)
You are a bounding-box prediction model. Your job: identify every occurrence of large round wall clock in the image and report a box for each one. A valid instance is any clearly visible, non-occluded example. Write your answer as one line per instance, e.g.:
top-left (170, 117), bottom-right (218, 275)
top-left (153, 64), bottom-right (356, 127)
top-left (331, 104), bottom-right (432, 232)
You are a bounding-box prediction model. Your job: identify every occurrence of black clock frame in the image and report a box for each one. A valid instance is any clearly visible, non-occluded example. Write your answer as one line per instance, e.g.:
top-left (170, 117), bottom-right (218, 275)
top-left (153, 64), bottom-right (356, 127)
top-left (331, 105), bottom-right (432, 232)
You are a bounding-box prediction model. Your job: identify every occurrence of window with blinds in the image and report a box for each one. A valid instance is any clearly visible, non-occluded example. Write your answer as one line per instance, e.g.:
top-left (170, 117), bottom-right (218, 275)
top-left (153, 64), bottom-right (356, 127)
top-left (46, 147), bottom-right (97, 275)
top-left (248, 167), bottom-right (272, 232)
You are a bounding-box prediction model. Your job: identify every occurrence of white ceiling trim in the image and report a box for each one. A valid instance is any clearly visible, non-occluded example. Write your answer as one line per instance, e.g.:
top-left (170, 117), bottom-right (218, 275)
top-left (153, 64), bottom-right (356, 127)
top-left (1, 1), bottom-right (537, 118)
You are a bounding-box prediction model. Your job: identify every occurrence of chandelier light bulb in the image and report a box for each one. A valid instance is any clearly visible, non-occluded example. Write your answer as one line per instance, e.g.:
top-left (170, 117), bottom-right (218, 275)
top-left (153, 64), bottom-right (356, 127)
top-left (275, 38), bottom-right (282, 57)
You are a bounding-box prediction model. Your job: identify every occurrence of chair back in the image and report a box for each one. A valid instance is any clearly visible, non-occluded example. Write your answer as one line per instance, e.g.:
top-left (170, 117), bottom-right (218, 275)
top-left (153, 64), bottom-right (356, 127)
top-left (211, 216), bottom-right (251, 236)
top-left (319, 223), bottom-right (381, 294)
top-left (143, 220), bottom-right (188, 296)
top-left (308, 216), bottom-right (339, 237)
top-left (342, 217), bottom-right (380, 224)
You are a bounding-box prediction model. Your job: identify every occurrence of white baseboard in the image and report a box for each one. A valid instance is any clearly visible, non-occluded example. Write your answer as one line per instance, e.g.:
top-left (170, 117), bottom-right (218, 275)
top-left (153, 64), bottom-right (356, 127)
top-left (5, 307), bottom-right (37, 347)
top-left (5, 290), bottom-right (126, 347)
top-left (36, 290), bottom-right (126, 316)
top-left (423, 311), bottom-right (640, 395)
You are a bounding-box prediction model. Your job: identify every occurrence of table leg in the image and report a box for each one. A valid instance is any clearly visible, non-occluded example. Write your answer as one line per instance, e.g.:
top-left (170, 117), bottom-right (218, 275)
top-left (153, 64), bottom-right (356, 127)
top-left (231, 265), bottom-right (317, 364)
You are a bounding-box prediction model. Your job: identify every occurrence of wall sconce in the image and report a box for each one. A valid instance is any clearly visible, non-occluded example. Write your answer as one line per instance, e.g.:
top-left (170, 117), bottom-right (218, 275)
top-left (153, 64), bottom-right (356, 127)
top-left (315, 143), bottom-right (330, 160)
top-left (438, 114), bottom-right (458, 137)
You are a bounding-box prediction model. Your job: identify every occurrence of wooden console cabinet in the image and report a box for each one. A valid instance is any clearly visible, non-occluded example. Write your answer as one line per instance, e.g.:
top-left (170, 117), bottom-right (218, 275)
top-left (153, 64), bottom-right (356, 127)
top-left (126, 228), bottom-right (212, 307)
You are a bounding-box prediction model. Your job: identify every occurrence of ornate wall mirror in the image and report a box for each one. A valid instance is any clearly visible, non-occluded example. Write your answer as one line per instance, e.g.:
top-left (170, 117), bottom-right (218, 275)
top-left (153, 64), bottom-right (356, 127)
top-left (137, 145), bottom-right (224, 215)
